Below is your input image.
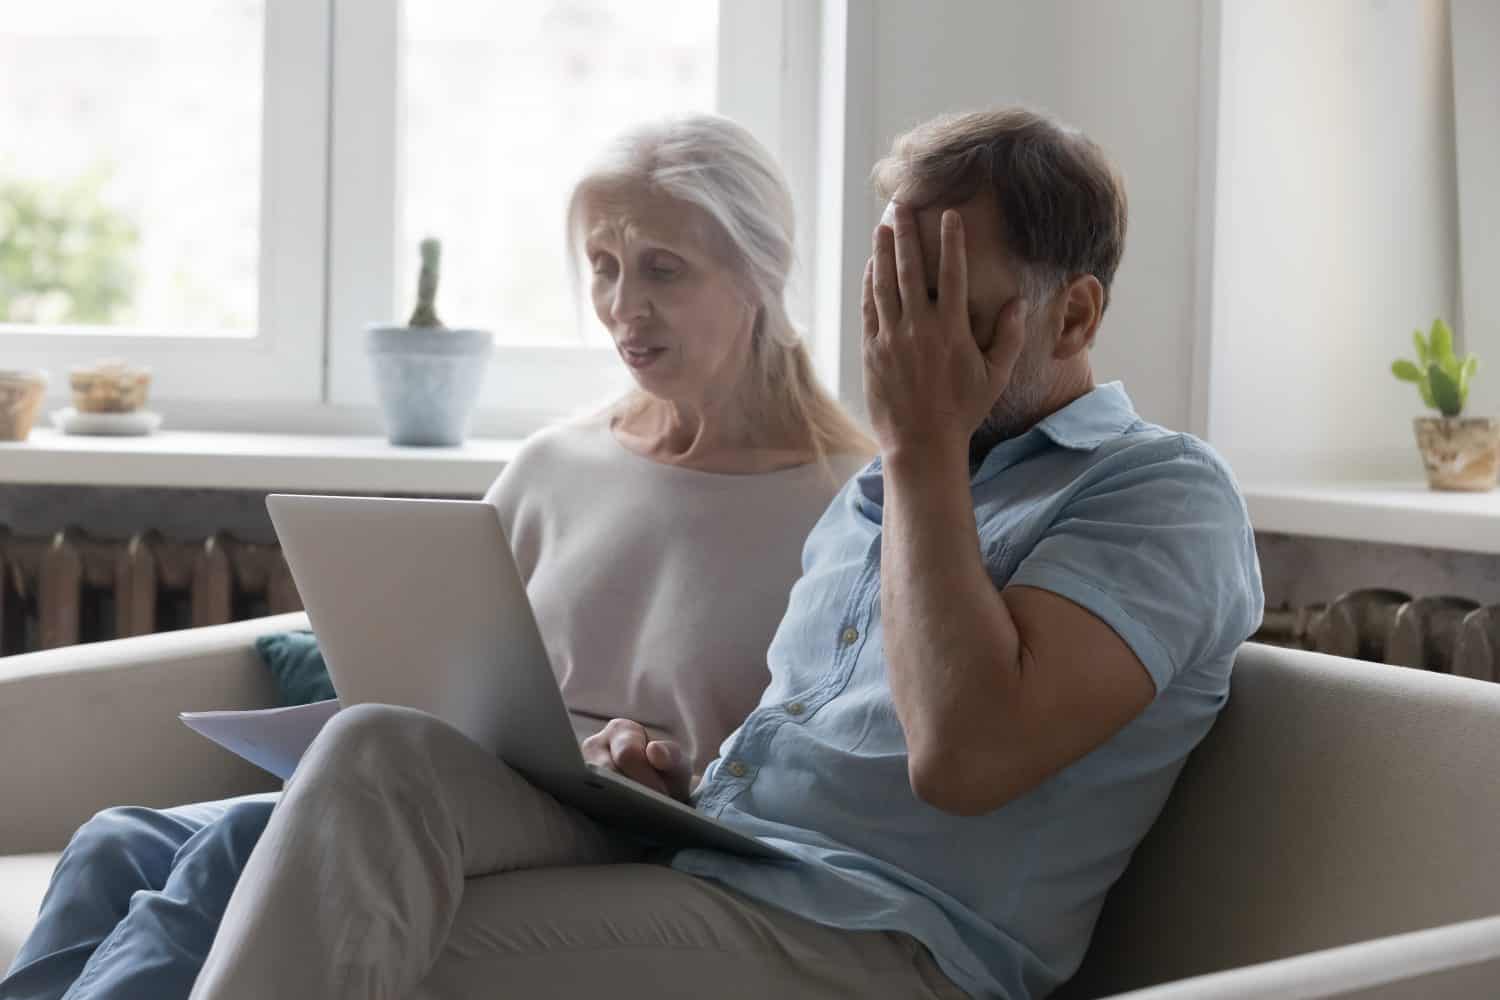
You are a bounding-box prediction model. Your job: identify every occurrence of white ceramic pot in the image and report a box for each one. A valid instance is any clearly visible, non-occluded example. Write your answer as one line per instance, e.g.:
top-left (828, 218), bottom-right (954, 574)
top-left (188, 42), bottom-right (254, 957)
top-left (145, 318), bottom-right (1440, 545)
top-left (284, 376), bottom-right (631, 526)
top-left (365, 326), bottom-right (493, 446)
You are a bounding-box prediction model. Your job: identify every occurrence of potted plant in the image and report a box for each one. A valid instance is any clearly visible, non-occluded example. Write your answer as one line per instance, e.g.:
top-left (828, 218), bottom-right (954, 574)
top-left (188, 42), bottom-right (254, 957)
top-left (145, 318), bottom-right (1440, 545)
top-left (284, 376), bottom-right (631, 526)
top-left (1391, 318), bottom-right (1498, 491)
top-left (365, 238), bottom-right (493, 446)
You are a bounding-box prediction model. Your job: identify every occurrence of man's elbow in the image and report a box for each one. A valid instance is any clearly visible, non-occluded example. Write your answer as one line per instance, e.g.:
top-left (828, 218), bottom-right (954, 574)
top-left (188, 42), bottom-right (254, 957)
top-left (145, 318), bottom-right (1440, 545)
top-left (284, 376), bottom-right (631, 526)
top-left (907, 746), bottom-right (1021, 817)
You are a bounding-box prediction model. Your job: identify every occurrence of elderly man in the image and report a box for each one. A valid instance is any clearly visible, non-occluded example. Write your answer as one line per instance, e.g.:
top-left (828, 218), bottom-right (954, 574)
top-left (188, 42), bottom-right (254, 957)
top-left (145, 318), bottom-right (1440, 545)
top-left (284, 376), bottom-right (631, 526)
top-left (187, 107), bottom-right (1262, 1000)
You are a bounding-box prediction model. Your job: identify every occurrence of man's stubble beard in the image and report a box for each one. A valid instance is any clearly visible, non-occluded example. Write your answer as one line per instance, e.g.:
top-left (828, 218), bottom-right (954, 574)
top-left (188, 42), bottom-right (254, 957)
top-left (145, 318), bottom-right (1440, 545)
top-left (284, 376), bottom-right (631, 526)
top-left (968, 326), bottom-right (1055, 465)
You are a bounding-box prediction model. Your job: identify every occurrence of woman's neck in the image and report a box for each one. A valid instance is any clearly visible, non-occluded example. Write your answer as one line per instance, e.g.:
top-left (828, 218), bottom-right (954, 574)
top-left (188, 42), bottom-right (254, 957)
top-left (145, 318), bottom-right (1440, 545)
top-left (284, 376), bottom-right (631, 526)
top-left (611, 392), bottom-right (813, 475)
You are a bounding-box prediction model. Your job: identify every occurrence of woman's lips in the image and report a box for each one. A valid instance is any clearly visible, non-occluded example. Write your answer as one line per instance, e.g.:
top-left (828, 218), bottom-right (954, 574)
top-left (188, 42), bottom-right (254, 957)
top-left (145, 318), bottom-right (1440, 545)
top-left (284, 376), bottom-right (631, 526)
top-left (620, 344), bottom-right (667, 370)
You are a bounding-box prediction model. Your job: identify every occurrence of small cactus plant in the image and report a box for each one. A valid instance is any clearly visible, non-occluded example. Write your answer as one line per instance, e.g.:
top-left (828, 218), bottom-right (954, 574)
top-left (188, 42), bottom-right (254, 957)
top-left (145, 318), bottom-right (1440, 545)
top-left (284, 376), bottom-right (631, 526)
top-left (406, 237), bottom-right (445, 329)
top-left (1391, 317), bottom-right (1479, 418)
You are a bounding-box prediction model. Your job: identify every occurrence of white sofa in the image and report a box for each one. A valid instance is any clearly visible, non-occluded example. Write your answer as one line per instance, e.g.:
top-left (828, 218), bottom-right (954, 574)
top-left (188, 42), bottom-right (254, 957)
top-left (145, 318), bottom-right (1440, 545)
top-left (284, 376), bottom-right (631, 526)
top-left (3, 615), bottom-right (1499, 997)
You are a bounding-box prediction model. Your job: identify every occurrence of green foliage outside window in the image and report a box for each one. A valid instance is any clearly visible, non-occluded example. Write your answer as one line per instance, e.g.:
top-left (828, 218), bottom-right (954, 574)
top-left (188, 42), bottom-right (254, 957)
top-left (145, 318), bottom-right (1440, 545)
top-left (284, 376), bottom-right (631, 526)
top-left (0, 165), bottom-right (139, 325)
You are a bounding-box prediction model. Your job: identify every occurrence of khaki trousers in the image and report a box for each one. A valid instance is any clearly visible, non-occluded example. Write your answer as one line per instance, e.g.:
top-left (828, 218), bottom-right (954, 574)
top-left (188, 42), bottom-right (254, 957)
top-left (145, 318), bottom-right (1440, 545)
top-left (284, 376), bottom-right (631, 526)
top-left (189, 704), bottom-right (965, 999)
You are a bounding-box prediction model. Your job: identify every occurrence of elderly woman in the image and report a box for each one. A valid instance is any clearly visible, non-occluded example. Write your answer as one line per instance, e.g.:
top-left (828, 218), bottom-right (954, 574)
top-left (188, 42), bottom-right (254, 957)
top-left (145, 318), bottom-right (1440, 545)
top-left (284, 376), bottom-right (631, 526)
top-left (0, 114), bottom-right (870, 1000)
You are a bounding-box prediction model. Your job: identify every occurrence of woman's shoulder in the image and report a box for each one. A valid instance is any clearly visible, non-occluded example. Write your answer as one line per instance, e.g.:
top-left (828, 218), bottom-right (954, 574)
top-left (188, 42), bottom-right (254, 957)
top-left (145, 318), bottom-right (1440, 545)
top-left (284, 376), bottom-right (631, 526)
top-left (722, 448), bottom-right (872, 515)
top-left (785, 449), bottom-right (873, 501)
top-left (483, 418), bottom-right (613, 508)
top-left (511, 418), bottom-right (613, 469)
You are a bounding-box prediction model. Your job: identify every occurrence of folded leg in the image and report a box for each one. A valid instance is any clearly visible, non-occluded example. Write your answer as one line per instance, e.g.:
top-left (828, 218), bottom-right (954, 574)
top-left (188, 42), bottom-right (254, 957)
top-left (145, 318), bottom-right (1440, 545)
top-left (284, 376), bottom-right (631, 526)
top-left (61, 794), bottom-right (276, 1000)
top-left (190, 704), bottom-right (637, 1000)
top-left (415, 863), bottom-right (965, 1000)
top-left (0, 795), bottom-right (275, 1000)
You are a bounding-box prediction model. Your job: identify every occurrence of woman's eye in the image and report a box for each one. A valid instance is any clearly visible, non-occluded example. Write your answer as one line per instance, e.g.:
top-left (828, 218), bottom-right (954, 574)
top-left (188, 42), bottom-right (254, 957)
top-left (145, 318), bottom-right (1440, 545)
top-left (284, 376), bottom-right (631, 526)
top-left (645, 254), bottom-right (682, 279)
top-left (590, 255), bottom-right (617, 277)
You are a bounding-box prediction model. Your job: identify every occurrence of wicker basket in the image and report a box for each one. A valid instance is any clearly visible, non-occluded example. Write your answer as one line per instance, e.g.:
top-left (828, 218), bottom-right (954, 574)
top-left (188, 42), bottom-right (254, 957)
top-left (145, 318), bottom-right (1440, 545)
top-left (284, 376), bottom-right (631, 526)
top-left (69, 362), bottom-right (151, 413)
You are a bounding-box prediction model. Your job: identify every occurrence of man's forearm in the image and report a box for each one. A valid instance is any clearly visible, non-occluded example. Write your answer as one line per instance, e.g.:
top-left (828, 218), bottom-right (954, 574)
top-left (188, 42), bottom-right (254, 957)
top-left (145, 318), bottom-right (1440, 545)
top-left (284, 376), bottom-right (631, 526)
top-left (880, 446), bottom-right (1023, 809)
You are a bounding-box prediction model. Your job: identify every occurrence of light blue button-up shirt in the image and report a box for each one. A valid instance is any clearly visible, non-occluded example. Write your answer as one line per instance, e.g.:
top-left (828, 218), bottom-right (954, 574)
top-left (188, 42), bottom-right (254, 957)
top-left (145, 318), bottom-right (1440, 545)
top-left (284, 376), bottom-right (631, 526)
top-left (672, 382), bottom-right (1264, 999)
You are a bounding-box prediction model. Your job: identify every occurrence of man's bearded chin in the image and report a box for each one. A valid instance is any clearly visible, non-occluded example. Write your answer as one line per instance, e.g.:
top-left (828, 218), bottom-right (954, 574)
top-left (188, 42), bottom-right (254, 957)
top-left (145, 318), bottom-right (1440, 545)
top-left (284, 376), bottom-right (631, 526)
top-left (969, 338), bottom-right (1053, 463)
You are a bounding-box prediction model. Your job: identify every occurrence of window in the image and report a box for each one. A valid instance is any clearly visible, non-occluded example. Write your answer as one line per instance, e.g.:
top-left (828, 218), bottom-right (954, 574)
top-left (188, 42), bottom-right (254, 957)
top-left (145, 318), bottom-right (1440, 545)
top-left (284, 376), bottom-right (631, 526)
top-left (0, 2), bottom-right (262, 334)
top-left (0, 0), bottom-right (329, 405)
top-left (402, 1), bottom-right (719, 347)
top-left (1, 0), bottom-right (806, 433)
top-left (326, 0), bottom-right (738, 428)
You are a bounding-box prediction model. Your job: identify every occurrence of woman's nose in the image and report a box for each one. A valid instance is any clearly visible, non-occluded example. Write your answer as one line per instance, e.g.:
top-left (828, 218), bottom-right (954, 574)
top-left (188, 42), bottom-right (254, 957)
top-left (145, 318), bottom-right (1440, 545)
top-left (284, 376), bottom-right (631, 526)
top-left (609, 274), bottom-right (651, 325)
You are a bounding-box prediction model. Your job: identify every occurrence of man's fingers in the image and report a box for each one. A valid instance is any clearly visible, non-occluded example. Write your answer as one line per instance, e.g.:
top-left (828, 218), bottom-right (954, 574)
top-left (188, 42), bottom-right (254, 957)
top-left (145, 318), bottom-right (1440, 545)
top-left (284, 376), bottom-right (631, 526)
top-left (984, 297), bottom-right (1030, 393)
top-left (938, 210), bottom-right (967, 324)
top-left (890, 203), bottom-right (927, 320)
top-left (861, 256), bottom-right (878, 339)
top-left (871, 225), bottom-right (901, 333)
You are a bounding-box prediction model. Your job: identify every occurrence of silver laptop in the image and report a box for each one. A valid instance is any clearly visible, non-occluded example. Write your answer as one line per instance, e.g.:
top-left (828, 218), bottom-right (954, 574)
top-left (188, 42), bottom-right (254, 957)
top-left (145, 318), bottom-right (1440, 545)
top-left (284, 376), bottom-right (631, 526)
top-left (265, 493), bottom-right (787, 861)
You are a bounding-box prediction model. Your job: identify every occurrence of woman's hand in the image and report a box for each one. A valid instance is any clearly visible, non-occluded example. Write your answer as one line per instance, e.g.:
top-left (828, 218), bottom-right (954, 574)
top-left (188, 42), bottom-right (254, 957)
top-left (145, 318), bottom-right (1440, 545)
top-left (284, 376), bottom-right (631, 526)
top-left (582, 718), bottom-right (692, 803)
top-left (862, 203), bottom-right (1028, 463)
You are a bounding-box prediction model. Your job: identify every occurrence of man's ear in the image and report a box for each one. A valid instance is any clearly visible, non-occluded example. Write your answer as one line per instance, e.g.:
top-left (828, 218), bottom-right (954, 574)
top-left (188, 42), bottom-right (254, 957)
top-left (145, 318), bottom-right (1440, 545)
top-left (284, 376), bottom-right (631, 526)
top-left (1052, 275), bottom-right (1104, 360)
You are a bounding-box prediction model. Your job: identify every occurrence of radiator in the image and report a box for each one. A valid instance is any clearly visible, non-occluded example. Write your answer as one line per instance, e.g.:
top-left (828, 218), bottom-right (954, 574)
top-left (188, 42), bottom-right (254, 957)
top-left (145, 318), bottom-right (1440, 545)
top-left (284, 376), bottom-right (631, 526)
top-left (6, 527), bottom-right (1495, 683)
top-left (0, 527), bottom-right (302, 656)
top-left (1254, 588), bottom-right (1500, 682)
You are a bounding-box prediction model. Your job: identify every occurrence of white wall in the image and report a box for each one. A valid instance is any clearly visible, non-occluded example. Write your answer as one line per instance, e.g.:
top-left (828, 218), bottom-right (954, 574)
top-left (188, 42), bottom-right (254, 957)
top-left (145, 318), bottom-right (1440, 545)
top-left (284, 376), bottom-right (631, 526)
top-left (825, 0), bottom-right (1208, 431)
top-left (1450, 0), bottom-right (1500, 420)
top-left (1208, 0), bottom-right (1460, 478)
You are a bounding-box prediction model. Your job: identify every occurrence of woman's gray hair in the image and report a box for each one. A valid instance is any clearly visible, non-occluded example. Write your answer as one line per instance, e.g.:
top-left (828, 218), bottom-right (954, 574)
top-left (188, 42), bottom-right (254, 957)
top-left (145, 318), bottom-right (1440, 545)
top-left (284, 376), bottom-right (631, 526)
top-left (566, 113), bottom-right (872, 464)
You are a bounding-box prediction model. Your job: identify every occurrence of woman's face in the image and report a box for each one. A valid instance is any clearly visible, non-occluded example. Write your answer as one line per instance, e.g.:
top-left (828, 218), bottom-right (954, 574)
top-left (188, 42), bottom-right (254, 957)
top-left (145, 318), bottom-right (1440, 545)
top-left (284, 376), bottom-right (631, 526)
top-left (583, 187), bottom-right (757, 406)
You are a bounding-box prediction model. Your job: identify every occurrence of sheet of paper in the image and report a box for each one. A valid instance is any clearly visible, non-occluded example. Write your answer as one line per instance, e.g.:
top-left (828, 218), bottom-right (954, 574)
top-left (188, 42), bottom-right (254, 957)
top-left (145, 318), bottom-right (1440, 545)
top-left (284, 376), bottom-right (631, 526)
top-left (180, 699), bottom-right (343, 780)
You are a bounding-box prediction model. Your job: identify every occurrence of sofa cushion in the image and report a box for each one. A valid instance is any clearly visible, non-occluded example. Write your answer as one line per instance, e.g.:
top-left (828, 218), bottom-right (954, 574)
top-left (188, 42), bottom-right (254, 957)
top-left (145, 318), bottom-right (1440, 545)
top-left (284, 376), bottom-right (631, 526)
top-left (1062, 643), bottom-right (1500, 998)
top-left (255, 631), bottom-right (334, 706)
top-left (0, 853), bottom-right (59, 974)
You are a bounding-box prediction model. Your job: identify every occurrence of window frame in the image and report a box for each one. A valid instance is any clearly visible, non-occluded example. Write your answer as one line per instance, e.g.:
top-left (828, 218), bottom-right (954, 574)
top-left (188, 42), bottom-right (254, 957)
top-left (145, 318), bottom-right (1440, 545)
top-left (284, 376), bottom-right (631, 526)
top-left (0, 0), bottom-right (331, 408)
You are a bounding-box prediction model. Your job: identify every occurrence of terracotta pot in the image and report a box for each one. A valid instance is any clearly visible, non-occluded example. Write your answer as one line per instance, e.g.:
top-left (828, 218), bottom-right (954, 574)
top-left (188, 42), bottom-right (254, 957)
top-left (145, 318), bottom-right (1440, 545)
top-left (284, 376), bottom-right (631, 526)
top-left (0, 369), bottom-right (49, 441)
top-left (1412, 416), bottom-right (1500, 491)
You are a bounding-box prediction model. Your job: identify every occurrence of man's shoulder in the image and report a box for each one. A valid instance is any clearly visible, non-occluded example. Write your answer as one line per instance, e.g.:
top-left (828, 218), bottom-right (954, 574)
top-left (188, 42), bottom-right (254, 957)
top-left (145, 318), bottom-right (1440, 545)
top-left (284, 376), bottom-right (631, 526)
top-left (1090, 424), bottom-right (1246, 502)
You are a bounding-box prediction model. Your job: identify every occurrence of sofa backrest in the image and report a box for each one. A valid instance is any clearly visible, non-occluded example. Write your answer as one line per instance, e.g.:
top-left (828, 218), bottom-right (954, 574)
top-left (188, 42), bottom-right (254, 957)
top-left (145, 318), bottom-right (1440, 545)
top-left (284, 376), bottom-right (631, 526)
top-left (1059, 642), bottom-right (1500, 998)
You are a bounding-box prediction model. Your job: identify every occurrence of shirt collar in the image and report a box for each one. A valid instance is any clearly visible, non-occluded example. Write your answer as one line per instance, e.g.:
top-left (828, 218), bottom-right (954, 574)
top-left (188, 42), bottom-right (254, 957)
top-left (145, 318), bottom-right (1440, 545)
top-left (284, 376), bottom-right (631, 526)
top-left (970, 381), bottom-right (1140, 483)
top-left (1031, 381), bottom-right (1140, 450)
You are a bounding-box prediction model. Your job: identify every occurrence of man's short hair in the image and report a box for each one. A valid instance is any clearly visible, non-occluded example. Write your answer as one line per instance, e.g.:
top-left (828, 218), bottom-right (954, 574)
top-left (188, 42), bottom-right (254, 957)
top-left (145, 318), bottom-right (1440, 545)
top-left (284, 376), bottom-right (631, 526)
top-left (872, 107), bottom-right (1128, 309)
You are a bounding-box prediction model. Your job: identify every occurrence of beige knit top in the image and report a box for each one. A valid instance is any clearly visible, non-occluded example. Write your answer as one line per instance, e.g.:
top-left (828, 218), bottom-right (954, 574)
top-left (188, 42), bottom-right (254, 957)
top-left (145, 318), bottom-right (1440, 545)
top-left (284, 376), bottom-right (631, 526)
top-left (485, 420), bottom-right (863, 775)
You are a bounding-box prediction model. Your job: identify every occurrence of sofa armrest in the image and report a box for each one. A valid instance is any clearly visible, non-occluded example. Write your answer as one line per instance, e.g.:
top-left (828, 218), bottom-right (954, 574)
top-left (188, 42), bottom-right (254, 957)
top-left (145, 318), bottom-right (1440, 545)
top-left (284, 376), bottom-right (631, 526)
top-left (1105, 914), bottom-right (1500, 999)
top-left (0, 613), bottom-right (308, 854)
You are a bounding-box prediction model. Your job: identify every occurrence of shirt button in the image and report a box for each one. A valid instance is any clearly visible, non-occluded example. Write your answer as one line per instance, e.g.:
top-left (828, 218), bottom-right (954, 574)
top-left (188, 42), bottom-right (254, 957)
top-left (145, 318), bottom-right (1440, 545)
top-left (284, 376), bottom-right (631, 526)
top-left (786, 701), bottom-right (805, 716)
top-left (726, 760), bottom-right (748, 778)
top-left (840, 626), bottom-right (860, 646)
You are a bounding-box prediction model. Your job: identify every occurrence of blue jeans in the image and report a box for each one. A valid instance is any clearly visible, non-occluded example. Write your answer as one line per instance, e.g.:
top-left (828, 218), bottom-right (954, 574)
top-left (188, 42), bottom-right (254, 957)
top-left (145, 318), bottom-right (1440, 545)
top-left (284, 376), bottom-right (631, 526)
top-left (0, 793), bottom-right (278, 1000)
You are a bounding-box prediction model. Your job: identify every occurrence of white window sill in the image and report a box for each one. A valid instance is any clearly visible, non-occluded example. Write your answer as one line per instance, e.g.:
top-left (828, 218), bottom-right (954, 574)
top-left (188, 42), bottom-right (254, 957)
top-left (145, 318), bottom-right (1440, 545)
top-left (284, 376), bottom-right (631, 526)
top-left (1244, 479), bottom-right (1500, 555)
top-left (1, 429), bottom-right (521, 496)
top-left (9, 434), bottom-right (1497, 554)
